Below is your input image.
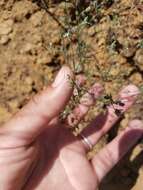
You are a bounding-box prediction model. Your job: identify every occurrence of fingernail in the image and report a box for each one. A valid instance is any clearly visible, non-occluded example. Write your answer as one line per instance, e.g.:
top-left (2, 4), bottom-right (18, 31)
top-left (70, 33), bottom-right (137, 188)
top-left (129, 120), bottom-right (143, 129)
top-left (52, 67), bottom-right (69, 88)
top-left (119, 85), bottom-right (140, 99)
top-left (89, 83), bottom-right (103, 98)
top-left (75, 75), bottom-right (86, 86)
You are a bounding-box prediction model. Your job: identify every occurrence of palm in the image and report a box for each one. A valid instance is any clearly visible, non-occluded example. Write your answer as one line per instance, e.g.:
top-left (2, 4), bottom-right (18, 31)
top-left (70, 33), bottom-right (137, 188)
top-left (25, 124), bottom-right (98, 190)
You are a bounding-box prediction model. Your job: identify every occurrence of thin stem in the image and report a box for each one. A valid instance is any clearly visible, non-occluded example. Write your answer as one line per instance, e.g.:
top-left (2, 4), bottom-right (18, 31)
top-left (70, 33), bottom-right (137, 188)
top-left (40, 0), bottom-right (66, 30)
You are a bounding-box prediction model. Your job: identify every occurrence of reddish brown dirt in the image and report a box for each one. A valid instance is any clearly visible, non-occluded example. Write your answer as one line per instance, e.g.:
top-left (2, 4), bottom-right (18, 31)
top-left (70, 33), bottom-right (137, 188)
top-left (0, 0), bottom-right (143, 189)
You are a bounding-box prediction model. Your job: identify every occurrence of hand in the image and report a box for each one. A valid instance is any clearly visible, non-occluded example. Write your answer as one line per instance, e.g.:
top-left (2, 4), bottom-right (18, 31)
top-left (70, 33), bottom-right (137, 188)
top-left (0, 66), bottom-right (142, 190)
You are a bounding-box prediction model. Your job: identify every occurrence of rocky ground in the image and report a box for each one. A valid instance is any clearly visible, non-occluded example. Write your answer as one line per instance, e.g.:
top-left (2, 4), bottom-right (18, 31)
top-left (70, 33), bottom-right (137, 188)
top-left (0, 0), bottom-right (143, 189)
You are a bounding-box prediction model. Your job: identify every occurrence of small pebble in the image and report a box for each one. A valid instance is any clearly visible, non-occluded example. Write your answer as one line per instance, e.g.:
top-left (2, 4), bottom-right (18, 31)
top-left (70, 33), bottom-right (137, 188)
top-left (134, 49), bottom-right (143, 70)
top-left (0, 19), bottom-right (14, 35)
top-left (0, 35), bottom-right (9, 45)
top-left (121, 46), bottom-right (136, 58)
top-left (88, 26), bottom-right (96, 37)
top-left (20, 43), bottom-right (34, 54)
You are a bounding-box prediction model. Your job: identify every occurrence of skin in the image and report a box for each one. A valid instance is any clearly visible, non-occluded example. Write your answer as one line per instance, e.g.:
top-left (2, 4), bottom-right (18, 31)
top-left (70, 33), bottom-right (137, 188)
top-left (0, 66), bottom-right (142, 190)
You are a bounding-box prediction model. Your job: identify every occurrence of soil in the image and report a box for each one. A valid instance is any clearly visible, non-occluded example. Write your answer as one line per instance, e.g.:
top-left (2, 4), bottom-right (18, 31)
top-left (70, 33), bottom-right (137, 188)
top-left (0, 0), bottom-right (143, 189)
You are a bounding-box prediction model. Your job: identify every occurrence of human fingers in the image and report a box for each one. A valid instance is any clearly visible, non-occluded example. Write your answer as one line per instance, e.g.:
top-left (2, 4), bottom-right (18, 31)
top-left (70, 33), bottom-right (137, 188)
top-left (66, 83), bottom-right (103, 128)
top-left (80, 85), bottom-right (139, 148)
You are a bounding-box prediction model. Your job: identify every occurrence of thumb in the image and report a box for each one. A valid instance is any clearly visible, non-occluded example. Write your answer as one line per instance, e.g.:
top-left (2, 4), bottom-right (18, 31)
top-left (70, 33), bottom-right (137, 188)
top-left (0, 66), bottom-right (73, 148)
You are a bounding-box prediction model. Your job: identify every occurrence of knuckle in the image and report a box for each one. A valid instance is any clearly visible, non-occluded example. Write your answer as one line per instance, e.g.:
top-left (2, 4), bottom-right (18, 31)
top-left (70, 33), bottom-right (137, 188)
top-left (31, 94), bottom-right (41, 107)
